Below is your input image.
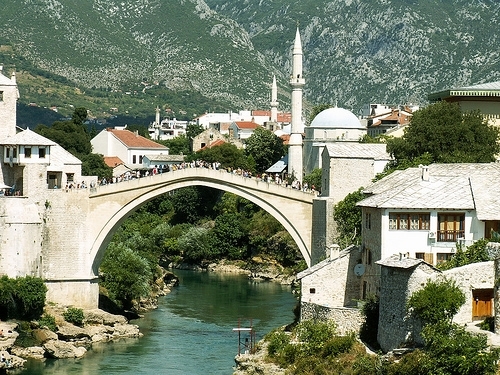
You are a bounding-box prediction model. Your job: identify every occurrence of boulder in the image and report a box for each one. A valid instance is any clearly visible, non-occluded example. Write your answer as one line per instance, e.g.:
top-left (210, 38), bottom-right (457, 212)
top-left (32, 328), bottom-right (58, 343)
top-left (0, 350), bottom-right (27, 369)
top-left (0, 322), bottom-right (19, 350)
top-left (43, 340), bottom-right (87, 359)
top-left (56, 324), bottom-right (89, 341)
top-left (11, 345), bottom-right (45, 360)
top-left (84, 309), bottom-right (127, 326)
top-left (111, 323), bottom-right (142, 338)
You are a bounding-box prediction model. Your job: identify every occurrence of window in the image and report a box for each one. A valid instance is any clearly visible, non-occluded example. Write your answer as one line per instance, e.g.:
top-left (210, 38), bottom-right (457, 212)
top-left (5, 148), bottom-right (9, 158)
top-left (39, 147), bottom-right (46, 158)
top-left (67, 173), bottom-right (74, 182)
top-left (389, 213), bottom-right (430, 230)
top-left (139, 155), bottom-right (143, 164)
top-left (365, 213), bottom-right (371, 229)
top-left (437, 253), bottom-right (453, 264)
top-left (415, 252), bottom-right (425, 260)
top-left (0, 91), bottom-right (3, 101)
top-left (133, 155), bottom-right (137, 164)
top-left (309, 288), bottom-right (316, 294)
top-left (437, 213), bottom-right (465, 242)
top-left (24, 147), bottom-right (31, 158)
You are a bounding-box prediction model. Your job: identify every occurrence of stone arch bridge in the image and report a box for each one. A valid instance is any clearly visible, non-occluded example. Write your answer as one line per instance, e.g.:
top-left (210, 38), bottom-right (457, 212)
top-left (43, 168), bottom-right (325, 308)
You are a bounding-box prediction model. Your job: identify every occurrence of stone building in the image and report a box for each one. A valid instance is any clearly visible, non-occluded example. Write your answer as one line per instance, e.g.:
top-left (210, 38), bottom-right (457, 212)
top-left (377, 254), bottom-right (494, 352)
top-left (297, 245), bottom-right (364, 335)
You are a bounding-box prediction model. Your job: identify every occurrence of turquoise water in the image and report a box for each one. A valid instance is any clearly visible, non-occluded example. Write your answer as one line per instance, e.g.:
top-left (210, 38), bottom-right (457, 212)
top-left (19, 270), bottom-right (297, 374)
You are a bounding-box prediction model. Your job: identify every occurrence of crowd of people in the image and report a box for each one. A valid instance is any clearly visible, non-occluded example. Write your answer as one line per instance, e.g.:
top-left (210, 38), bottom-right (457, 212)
top-left (66, 159), bottom-right (318, 195)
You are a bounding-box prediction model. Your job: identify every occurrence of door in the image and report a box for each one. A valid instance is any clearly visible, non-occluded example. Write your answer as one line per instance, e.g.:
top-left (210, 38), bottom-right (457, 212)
top-left (472, 289), bottom-right (493, 320)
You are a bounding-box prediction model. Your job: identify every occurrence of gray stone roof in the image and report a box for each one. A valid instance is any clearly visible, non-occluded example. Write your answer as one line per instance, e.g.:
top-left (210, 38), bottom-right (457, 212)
top-left (456, 81), bottom-right (500, 91)
top-left (376, 254), bottom-right (438, 270)
top-left (358, 163), bottom-right (500, 219)
top-left (324, 143), bottom-right (391, 160)
top-left (47, 144), bottom-right (82, 171)
top-left (296, 245), bottom-right (357, 279)
top-left (1, 128), bottom-right (56, 146)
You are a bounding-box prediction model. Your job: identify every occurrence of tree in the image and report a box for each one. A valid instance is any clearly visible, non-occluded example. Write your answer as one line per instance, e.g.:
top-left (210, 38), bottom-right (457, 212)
top-left (332, 188), bottom-right (364, 248)
top-left (100, 243), bottom-right (152, 309)
top-left (160, 134), bottom-right (190, 155)
top-left (244, 127), bottom-right (285, 172)
top-left (80, 153), bottom-right (112, 179)
top-left (191, 143), bottom-right (250, 170)
top-left (387, 101), bottom-right (500, 166)
top-left (303, 168), bottom-right (322, 192)
top-left (72, 107), bottom-right (88, 126)
top-left (186, 123), bottom-right (204, 141)
top-left (407, 278), bottom-right (465, 326)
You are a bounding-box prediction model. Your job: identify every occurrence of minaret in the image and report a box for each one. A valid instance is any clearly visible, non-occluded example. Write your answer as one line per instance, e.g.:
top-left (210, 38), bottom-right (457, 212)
top-left (154, 106), bottom-right (161, 140)
top-left (270, 75), bottom-right (278, 123)
top-left (288, 27), bottom-right (305, 183)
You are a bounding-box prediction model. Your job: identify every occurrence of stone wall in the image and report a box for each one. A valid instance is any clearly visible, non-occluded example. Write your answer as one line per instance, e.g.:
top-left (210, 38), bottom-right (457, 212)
top-left (300, 302), bottom-right (364, 335)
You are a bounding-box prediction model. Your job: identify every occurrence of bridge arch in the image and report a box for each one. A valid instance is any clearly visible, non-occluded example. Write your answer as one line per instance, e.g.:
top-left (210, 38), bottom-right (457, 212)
top-left (88, 168), bottom-right (314, 277)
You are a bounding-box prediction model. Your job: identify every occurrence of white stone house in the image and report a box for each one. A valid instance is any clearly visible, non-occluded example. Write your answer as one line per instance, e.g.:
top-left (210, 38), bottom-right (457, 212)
top-left (296, 245), bottom-right (365, 334)
top-left (377, 255), bottom-right (494, 352)
top-left (228, 121), bottom-right (260, 141)
top-left (356, 163), bottom-right (500, 300)
top-left (91, 128), bottom-right (168, 169)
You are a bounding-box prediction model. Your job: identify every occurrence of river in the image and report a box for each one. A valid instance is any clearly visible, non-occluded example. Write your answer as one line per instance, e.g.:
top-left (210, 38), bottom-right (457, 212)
top-left (19, 269), bottom-right (298, 374)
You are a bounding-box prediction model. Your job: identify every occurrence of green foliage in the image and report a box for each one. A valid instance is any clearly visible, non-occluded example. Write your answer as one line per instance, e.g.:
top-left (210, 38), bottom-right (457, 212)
top-left (211, 213), bottom-right (249, 259)
top-left (266, 329), bottom-right (290, 357)
top-left (479, 317), bottom-right (494, 332)
top-left (420, 322), bottom-right (500, 375)
top-left (186, 123), bottom-right (204, 141)
top-left (160, 134), bottom-right (191, 155)
top-left (265, 231), bottom-right (300, 267)
top-left (359, 294), bottom-right (380, 349)
top-left (0, 275), bottom-right (16, 320)
top-left (80, 153), bottom-right (112, 179)
top-left (407, 278), bottom-right (465, 325)
top-left (438, 239), bottom-right (490, 270)
top-left (100, 243), bottom-right (153, 309)
top-left (333, 187), bottom-right (364, 247)
top-left (13, 276), bottom-right (47, 320)
top-left (170, 187), bottom-right (203, 224)
top-left (34, 107), bottom-right (92, 157)
top-left (63, 307), bottom-right (85, 326)
top-left (177, 226), bottom-right (212, 263)
top-left (190, 143), bottom-right (250, 171)
top-left (38, 314), bottom-right (57, 331)
top-left (303, 168), bottom-right (322, 192)
top-left (387, 101), bottom-right (500, 166)
top-left (244, 127), bottom-right (285, 172)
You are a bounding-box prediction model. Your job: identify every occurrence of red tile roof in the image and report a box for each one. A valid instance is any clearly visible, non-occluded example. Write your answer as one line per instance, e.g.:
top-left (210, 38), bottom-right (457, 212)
top-left (233, 121), bottom-right (259, 129)
top-left (200, 139), bottom-right (226, 151)
top-left (107, 129), bottom-right (168, 149)
top-left (104, 156), bottom-right (125, 168)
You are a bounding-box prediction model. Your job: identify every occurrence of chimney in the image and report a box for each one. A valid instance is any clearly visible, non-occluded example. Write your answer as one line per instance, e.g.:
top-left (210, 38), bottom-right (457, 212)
top-left (329, 244), bottom-right (340, 260)
top-left (419, 164), bottom-right (430, 181)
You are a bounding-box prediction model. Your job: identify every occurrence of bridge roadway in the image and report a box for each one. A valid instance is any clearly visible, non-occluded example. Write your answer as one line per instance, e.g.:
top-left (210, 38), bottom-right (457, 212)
top-left (88, 167), bottom-right (315, 279)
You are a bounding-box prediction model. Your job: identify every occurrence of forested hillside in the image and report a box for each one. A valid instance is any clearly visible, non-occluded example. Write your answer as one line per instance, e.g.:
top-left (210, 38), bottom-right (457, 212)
top-left (1, 0), bottom-right (499, 122)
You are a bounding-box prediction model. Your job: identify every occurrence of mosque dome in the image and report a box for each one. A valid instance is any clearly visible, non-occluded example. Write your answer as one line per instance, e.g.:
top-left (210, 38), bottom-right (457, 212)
top-left (310, 107), bottom-right (363, 129)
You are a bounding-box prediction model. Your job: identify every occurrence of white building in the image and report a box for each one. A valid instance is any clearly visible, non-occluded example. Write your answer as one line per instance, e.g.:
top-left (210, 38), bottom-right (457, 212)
top-left (91, 128), bottom-right (168, 169)
top-left (303, 107), bottom-right (367, 175)
top-left (357, 163), bottom-right (500, 298)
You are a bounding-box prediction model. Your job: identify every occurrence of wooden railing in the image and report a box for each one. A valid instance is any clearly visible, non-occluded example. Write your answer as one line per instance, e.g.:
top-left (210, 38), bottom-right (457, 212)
top-left (437, 230), bottom-right (465, 242)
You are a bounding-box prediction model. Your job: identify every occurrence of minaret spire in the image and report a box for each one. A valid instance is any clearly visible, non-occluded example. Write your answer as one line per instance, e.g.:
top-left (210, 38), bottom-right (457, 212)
top-left (288, 27), bottom-right (305, 183)
top-left (270, 75), bottom-right (278, 123)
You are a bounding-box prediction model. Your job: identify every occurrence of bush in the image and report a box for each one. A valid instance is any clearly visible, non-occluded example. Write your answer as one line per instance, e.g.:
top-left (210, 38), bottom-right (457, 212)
top-left (266, 329), bottom-right (290, 357)
top-left (0, 276), bottom-right (47, 320)
top-left (359, 294), bottom-right (380, 349)
top-left (321, 333), bottom-right (356, 358)
top-left (63, 307), bottom-right (84, 326)
top-left (38, 314), bottom-right (57, 331)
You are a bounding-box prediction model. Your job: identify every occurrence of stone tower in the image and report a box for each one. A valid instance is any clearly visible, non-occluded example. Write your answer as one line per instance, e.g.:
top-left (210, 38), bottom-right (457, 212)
top-left (288, 28), bottom-right (305, 183)
top-left (270, 75), bottom-right (278, 123)
top-left (0, 67), bottom-right (19, 138)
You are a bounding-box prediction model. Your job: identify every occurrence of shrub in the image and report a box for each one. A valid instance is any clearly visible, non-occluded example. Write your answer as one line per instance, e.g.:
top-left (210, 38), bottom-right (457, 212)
top-left (321, 333), bottom-right (356, 358)
top-left (266, 329), bottom-right (290, 357)
top-left (479, 316), bottom-right (494, 332)
top-left (359, 294), bottom-right (380, 349)
top-left (13, 276), bottom-right (47, 320)
top-left (38, 314), bottom-right (57, 331)
top-left (63, 307), bottom-right (84, 326)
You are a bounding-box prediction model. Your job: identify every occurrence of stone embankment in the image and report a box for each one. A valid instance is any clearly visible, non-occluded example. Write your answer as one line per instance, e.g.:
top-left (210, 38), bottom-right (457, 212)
top-left (0, 269), bottom-right (179, 371)
top-left (0, 309), bottom-right (141, 371)
top-left (233, 339), bottom-right (286, 375)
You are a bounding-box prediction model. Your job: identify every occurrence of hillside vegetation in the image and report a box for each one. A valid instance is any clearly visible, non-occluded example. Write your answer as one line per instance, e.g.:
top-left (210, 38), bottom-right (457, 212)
top-left (1, 0), bottom-right (499, 122)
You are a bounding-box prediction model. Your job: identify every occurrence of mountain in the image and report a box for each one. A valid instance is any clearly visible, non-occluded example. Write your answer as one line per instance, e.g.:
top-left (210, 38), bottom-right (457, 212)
top-left (1, 0), bottom-right (499, 122)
